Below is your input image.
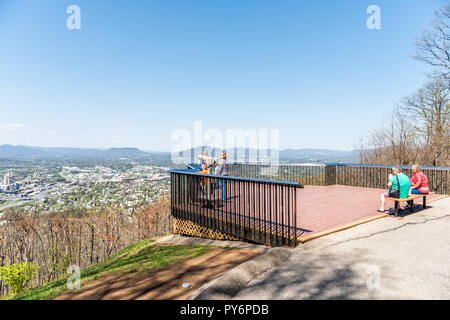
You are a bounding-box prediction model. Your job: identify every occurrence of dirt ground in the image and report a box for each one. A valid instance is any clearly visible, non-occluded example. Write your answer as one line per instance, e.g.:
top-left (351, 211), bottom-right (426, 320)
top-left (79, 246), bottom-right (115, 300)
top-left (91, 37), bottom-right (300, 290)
top-left (54, 248), bottom-right (260, 300)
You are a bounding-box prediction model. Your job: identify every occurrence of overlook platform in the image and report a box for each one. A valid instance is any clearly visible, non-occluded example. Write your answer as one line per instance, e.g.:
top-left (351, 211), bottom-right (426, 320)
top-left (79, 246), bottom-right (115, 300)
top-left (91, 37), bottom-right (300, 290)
top-left (296, 185), bottom-right (445, 241)
top-left (171, 163), bottom-right (449, 246)
top-left (173, 182), bottom-right (446, 243)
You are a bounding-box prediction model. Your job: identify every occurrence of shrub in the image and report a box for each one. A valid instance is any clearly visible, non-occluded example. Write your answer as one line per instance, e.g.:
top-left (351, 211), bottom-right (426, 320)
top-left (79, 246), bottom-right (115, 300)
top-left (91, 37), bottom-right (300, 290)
top-left (0, 262), bottom-right (40, 295)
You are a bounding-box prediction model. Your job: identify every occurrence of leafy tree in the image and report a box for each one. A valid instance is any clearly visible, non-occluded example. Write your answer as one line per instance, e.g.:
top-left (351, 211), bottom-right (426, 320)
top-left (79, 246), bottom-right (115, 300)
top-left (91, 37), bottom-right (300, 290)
top-left (0, 262), bottom-right (40, 295)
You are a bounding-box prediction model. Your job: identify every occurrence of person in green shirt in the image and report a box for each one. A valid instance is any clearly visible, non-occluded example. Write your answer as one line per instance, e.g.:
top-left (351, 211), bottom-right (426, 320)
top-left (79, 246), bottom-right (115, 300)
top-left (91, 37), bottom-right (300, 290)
top-left (378, 166), bottom-right (412, 212)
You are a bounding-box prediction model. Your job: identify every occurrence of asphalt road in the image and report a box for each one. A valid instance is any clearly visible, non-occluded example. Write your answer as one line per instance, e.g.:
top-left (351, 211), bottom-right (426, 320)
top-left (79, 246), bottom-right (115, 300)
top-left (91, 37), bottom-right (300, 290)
top-left (231, 197), bottom-right (450, 300)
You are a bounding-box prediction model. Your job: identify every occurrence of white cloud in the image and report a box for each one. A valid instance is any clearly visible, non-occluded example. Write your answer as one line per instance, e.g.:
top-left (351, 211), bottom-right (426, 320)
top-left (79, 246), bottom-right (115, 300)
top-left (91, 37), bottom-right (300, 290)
top-left (0, 123), bottom-right (27, 131)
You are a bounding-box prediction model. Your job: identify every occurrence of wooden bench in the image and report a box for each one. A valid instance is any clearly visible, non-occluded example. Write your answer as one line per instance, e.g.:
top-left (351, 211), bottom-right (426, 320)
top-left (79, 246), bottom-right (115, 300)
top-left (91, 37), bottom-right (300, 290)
top-left (386, 192), bottom-right (435, 217)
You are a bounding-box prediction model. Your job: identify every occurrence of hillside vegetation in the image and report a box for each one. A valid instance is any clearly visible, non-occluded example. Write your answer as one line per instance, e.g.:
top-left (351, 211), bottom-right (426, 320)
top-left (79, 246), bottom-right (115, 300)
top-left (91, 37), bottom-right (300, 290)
top-left (10, 239), bottom-right (213, 300)
top-left (0, 198), bottom-right (172, 298)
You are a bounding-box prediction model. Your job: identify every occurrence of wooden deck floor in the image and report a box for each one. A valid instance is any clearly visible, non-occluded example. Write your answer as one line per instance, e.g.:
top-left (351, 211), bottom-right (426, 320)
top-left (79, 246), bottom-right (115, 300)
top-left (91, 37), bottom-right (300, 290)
top-left (296, 185), bottom-right (445, 241)
top-left (174, 183), bottom-right (446, 244)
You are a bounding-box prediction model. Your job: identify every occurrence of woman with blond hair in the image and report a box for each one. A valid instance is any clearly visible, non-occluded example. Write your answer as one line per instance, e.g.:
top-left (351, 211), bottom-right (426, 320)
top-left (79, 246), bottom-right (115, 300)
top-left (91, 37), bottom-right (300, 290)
top-left (410, 165), bottom-right (429, 194)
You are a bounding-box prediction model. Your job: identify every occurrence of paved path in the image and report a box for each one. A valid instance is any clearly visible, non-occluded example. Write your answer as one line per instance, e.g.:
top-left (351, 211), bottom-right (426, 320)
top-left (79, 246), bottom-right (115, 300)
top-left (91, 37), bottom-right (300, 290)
top-left (230, 196), bottom-right (450, 300)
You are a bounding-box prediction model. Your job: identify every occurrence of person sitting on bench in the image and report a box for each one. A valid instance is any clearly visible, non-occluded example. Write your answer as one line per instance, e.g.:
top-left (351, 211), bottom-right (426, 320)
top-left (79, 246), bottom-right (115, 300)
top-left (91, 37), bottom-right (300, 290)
top-left (378, 166), bottom-right (411, 212)
top-left (410, 165), bottom-right (429, 195)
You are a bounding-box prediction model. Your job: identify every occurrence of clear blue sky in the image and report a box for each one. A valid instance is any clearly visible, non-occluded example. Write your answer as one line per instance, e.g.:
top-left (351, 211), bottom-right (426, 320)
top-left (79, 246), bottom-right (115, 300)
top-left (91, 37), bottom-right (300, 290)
top-left (0, 0), bottom-right (446, 151)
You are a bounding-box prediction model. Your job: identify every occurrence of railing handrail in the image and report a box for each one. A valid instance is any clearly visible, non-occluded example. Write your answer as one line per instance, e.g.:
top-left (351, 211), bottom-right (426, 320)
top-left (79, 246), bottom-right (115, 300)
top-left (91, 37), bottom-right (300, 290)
top-left (229, 162), bottom-right (326, 167)
top-left (189, 162), bottom-right (326, 167)
top-left (169, 169), bottom-right (304, 188)
top-left (325, 163), bottom-right (450, 170)
top-left (190, 161), bottom-right (450, 170)
top-left (178, 162), bottom-right (449, 194)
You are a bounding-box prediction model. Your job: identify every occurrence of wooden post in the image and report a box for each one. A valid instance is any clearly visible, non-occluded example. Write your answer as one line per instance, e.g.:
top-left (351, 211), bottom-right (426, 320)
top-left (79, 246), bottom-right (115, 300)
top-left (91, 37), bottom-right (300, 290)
top-left (325, 165), bottom-right (337, 186)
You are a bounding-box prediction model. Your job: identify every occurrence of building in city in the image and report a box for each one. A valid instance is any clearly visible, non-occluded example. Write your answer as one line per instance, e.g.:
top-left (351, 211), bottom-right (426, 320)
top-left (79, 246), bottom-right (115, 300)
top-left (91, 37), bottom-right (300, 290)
top-left (2, 173), bottom-right (11, 187)
top-left (1, 173), bottom-right (18, 193)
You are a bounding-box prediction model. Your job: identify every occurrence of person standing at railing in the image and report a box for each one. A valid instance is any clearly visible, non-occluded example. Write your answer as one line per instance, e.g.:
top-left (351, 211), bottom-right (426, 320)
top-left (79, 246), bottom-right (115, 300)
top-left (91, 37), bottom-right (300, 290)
top-left (198, 149), bottom-right (209, 167)
top-left (198, 163), bottom-right (208, 190)
top-left (410, 165), bottom-right (429, 194)
top-left (378, 166), bottom-right (411, 212)
top-left (216, 152), bottom-right (229, 200)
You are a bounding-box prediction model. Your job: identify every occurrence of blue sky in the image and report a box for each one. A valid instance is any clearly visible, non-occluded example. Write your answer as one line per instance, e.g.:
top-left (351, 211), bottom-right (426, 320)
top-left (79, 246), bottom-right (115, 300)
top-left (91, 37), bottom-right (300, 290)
top-left (0, 0), bottom-right (446, 151)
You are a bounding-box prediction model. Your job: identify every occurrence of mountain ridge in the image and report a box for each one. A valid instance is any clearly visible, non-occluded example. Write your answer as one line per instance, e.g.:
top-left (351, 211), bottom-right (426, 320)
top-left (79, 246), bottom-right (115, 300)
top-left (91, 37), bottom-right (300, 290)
top-left (0, 144), bottom-right (149, 160)
top-left (0, 144), bottom-right (358, 163)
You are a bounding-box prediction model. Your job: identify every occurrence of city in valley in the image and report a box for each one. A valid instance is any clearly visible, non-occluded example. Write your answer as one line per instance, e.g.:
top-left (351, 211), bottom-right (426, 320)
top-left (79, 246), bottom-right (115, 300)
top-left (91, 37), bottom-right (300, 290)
top-left (0, 158), bottom-right (171, 222)
top-left (0, 145), bottom-right (358, 224)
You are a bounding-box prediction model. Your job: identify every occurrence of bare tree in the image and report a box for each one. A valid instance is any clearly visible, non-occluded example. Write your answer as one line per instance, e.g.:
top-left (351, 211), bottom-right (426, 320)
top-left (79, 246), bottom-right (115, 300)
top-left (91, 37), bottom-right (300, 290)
top-left (399, 75), bottom-right (450, 166)
top-left (359, 4), bottom-right (450, 167)
top-left (358, 108), bottom-right (420, 165)
top-left (414, 4), bottom-right (450, 82)
top-left (359, 76), bottom-right (449, 167)
top-left (0, 196), bottom-right (171, 298)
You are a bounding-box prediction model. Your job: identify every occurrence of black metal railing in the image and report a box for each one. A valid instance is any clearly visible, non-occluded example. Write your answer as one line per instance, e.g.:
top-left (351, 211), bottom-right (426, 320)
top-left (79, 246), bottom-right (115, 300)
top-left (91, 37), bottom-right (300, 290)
top-left (172, 162), bottom-right (449, 247)
top-left (170, 169), bottom-right (303, 247)
top-left (228, 163), bottom-right (327, 185)
top-left (223, 163), bottom-right (450, 195)
top-left (332, 164), bottom-right (450, 195)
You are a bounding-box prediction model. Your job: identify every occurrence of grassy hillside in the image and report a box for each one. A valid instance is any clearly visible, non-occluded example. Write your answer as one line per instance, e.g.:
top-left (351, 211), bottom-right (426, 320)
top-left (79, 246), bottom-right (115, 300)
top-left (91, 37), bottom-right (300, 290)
top-left (11, 238), bottom-right (214, 300)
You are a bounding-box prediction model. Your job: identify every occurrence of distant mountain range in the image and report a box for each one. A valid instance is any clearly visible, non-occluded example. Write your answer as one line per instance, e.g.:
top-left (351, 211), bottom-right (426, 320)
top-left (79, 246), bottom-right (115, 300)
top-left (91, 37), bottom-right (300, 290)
top-left (0, 144), bottom-right (358, 163)
top-left (0, 144), bottom-right (157, 160)
top-left (178, 146), bottom-right (358, 163)
top-left (278, 148), bottom-right (358, 163)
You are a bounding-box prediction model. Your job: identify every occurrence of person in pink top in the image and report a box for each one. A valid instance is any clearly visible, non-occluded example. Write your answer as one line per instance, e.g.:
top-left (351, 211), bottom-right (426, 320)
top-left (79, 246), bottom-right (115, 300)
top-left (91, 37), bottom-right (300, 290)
top-left (410, 165), bottom-right (429, 194)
